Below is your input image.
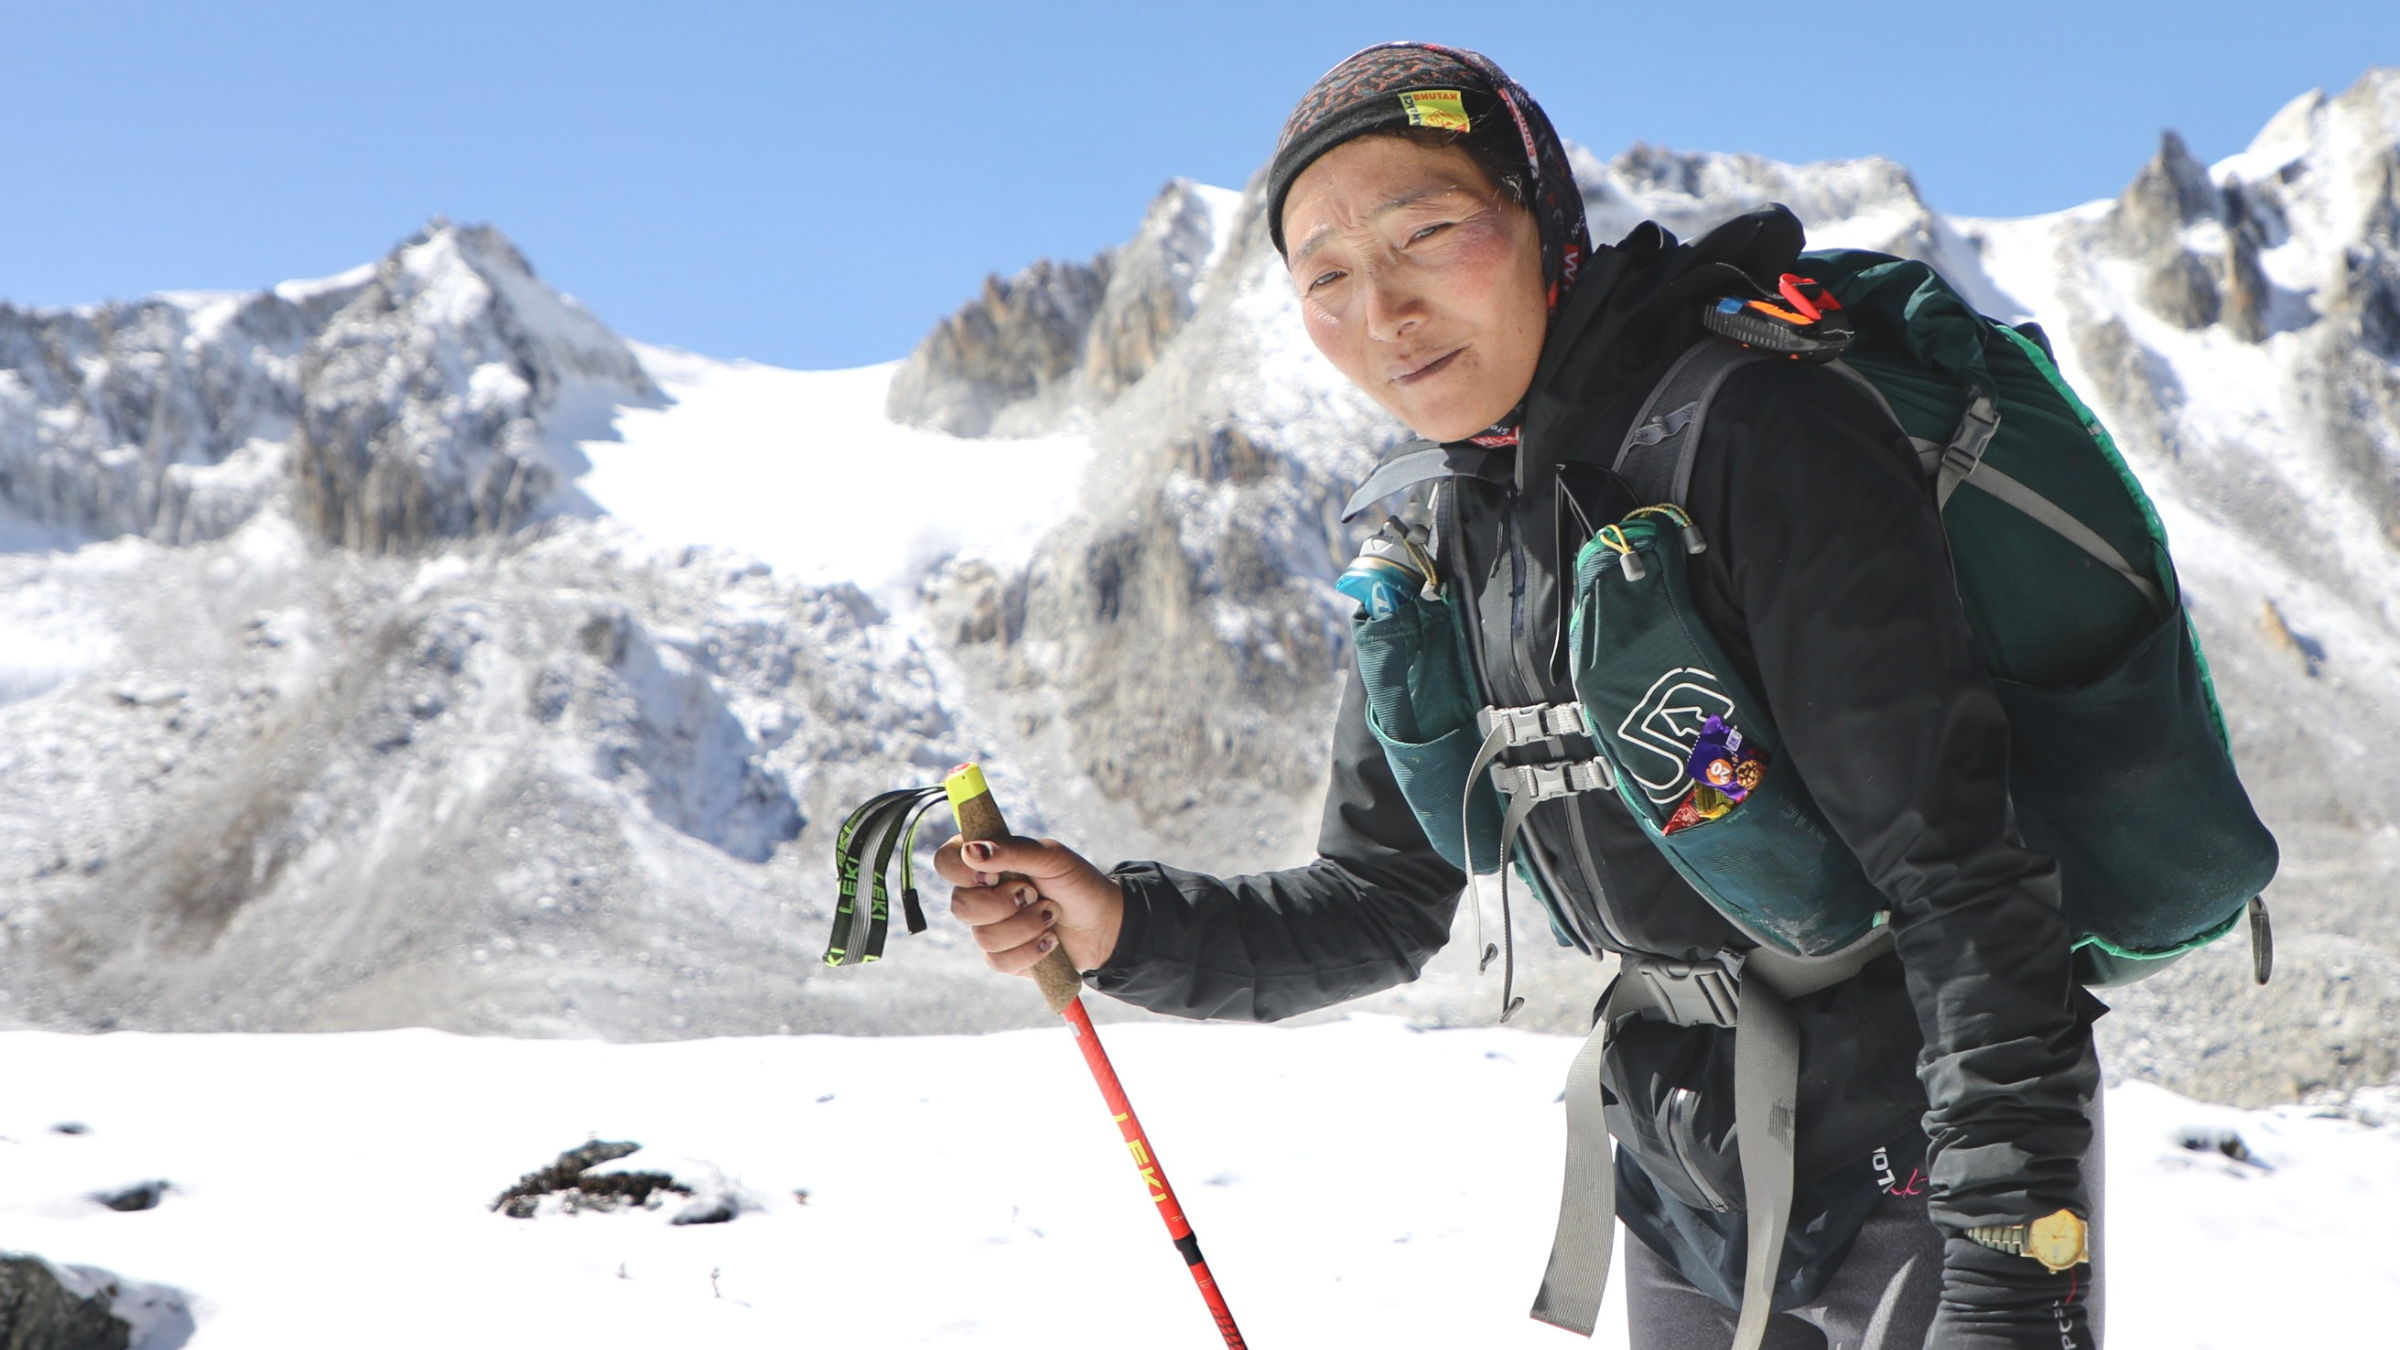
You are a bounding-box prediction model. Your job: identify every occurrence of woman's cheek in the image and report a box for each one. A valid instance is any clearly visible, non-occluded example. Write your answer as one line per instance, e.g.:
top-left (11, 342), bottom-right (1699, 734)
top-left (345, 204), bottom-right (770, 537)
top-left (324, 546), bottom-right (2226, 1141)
top-left (1300, 303), bottom-right (1353, 368)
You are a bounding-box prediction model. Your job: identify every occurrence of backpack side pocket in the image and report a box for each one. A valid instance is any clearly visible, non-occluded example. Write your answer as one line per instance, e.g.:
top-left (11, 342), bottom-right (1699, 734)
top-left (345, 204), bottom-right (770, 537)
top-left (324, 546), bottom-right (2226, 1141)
top-left (1350, 593), bottom-right (1503, 873)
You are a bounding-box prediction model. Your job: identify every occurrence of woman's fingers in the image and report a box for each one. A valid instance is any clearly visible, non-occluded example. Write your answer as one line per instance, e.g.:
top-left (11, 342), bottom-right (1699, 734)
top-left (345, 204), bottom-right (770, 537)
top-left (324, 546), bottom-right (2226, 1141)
top-left (947, 878), bottom-right (1062, 975)
top-left (932, 836), bottom-right (997, 888)
top-left (932, 832), bottom-right (1126, 976)
top-left (946, 873), bottom-right (1041, 922)
top-left (961, 894), bottom-right (1061, 956)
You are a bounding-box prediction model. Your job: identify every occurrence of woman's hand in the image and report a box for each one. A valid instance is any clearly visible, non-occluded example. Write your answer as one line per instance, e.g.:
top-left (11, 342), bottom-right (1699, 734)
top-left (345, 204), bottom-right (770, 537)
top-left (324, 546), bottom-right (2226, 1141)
top-left (933, 834), bottom-right (1125, 977)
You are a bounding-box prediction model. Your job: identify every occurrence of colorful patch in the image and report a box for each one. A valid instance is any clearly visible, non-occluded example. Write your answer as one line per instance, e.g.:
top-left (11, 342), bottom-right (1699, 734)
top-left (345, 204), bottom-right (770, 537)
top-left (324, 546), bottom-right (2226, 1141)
top-left (1397, 89), bottom-right (1471, 131)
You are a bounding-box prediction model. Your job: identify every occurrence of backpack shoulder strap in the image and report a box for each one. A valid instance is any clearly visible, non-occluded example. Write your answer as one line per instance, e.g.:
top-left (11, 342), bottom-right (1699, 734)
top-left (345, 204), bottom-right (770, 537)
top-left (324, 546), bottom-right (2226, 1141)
top-left (1612, 339), bottom-right (1774, 505)
top-left (1340, 439), bottom-right (1514, 521)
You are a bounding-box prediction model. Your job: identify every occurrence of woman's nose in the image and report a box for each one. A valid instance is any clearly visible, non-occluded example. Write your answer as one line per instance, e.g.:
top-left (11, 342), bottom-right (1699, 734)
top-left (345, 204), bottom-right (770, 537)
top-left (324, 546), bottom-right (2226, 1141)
top-left (1363, 267), bottom-right (1426, 342)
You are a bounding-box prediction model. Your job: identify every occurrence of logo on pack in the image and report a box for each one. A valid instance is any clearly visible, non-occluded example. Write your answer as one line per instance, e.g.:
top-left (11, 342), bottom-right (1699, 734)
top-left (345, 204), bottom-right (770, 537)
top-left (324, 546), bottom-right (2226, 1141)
top-left (1617, 667), bottom-right (1735, 804)
top-left (1397, 89), bottom-right (1470, 131)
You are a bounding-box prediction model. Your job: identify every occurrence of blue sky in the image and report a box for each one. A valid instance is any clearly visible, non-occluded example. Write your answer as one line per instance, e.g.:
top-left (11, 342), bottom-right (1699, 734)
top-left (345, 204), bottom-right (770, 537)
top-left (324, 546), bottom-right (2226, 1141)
top-left (3, 1), bottom-right (2390, 369)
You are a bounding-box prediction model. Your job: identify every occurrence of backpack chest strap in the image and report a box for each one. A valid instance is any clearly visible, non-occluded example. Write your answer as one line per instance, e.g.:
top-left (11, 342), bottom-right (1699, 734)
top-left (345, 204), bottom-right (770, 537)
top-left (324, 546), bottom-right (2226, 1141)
top-left (1458, 701), bottom-right (1618, 1024)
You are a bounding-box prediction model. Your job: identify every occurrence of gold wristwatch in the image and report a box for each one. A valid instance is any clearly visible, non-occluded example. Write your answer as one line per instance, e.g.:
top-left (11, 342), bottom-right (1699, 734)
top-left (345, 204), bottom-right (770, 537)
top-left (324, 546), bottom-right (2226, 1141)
top-left (1963, 1208), bottom-right (2089, 1274)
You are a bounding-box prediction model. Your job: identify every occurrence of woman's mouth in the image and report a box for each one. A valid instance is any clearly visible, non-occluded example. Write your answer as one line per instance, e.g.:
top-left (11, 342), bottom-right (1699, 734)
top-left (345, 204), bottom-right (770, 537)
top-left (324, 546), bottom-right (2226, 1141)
top-left (1393, 348), bottom-right (1463, 385)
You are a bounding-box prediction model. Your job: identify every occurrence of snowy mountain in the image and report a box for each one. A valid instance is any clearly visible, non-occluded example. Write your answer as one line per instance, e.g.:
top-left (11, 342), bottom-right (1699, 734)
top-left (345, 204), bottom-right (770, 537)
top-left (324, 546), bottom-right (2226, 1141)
top-left (4, 73), bottom-right (2398, 1109)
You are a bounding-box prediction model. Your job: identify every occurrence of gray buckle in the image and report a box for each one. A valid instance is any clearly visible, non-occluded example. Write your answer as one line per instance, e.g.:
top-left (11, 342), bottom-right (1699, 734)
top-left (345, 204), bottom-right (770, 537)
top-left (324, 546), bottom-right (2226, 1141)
top-left (1477, 703), bottom-right (1613, 803)
top-left (1493, 759), bottom-right (1615, 802)
top-left (1476, 702), bottom-right (1590, 747)
top-left (1941, 393), bottom-right (2001, 482)
top-left (1628, 952), bottom-right (1745, 1029)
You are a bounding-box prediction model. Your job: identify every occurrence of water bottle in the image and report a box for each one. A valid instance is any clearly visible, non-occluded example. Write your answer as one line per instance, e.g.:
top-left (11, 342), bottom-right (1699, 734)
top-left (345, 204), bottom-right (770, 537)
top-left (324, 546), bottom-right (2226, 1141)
top-left (1336, 523), bottom-right (1436, 621)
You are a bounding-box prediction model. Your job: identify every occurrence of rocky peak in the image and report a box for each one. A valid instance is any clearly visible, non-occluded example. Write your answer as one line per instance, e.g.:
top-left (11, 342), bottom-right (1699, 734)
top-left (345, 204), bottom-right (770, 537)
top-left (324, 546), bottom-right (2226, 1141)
top-left (882, 255), bottom-right (1112, 437)
top-left (294, 220), bottom-right (658, 553)
top-left (1081, 179), bottom-right (1233, 402)
top-left (0, 219), bottom-right (656, 554)
top-left (2115, 130), bottom-right (2223, 252)
top-left (884, 179), bottom-right (1236, 437)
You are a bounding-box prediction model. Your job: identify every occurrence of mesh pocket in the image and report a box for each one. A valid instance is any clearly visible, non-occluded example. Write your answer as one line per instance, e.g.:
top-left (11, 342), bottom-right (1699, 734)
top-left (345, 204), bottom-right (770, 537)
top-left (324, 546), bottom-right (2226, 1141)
top-left (1351, 596), bottom-right (1500, 872)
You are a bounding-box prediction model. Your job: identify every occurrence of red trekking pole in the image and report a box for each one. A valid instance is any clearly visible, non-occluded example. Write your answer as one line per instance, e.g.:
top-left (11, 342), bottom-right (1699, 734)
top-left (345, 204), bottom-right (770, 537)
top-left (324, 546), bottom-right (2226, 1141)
top-left (823, 764), bottom-right (1248, 1349)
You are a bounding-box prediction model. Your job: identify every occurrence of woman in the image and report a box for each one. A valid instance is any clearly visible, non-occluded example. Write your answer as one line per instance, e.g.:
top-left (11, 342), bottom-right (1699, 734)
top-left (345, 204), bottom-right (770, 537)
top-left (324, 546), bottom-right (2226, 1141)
top-left (935, 42), bottom-right (2101, 1350)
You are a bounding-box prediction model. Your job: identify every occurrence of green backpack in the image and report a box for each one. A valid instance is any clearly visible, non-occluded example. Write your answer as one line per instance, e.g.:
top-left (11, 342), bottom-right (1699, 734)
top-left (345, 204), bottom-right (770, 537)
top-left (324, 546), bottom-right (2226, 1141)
top-left (1566, 250), bottom-right (2278, 986)
top-left (1344, 249), bottom-right (2282, 1344)
top-left (1344, 249), bottom-right (2278, 988)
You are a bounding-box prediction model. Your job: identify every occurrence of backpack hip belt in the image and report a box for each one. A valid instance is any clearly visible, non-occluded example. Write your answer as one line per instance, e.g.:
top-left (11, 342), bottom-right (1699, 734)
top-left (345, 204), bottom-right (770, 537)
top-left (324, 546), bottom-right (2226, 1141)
top-left (1532, 932), bottom-right (1893, 1343)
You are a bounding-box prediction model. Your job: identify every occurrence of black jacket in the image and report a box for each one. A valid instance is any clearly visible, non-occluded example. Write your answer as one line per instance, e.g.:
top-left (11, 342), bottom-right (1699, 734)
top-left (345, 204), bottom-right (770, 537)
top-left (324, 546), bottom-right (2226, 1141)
top-left (1089, 209), bottom-right (2097, 1292)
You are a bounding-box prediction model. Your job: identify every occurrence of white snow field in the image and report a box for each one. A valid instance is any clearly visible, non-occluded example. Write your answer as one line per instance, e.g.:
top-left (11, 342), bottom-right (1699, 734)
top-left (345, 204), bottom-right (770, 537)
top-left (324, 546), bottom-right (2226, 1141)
top-left (579, 345), bottom-right (1095, 609)
top-left (0, 1018), bottom-right (2390, 1349)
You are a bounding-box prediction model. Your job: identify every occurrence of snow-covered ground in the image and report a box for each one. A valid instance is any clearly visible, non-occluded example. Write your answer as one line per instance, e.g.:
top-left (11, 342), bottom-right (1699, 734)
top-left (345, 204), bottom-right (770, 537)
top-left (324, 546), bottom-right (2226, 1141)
top-left (578, 347), bottom-right (1094, 610)
top-left (2, 1017), bottom-right (2391, 1349)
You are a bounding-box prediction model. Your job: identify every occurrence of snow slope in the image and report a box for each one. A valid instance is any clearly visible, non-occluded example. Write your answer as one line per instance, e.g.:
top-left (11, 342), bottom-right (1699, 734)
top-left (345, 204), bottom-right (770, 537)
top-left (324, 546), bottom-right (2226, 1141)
top-left (0, 1019), bottom-right (2390, 1349)
top-left (579, 347), bottom-right (1093, 608)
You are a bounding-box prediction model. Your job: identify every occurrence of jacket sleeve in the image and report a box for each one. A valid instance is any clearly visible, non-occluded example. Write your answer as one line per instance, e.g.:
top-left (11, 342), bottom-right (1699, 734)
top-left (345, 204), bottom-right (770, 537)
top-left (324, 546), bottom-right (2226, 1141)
top-left (1086, 663), bottom-right (1468, 1022)
top-left (1685, 361), bottom-right (2099, 1236)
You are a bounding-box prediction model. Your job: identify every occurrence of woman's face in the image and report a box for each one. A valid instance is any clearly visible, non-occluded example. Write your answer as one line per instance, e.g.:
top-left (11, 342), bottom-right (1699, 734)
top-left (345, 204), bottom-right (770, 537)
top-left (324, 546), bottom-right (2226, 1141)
top-left (1282, 135), bottom-right (1548, 442)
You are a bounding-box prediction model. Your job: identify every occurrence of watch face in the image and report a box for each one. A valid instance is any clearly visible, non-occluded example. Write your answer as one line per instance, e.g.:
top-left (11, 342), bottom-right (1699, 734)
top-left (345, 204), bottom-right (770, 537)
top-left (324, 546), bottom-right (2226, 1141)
top-left (2026, 1209), bottom-right (2088, 1273)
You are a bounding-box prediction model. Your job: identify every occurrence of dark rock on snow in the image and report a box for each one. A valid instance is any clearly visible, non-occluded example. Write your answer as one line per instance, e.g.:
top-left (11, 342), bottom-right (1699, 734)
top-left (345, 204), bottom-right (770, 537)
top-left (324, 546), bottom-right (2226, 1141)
top-left (89, 1183), bottom-right (168, 1214)
top-left (491, 1139), bottom-right (690, 1218)
top-left (0, 1258), bottom-right (130, 1350)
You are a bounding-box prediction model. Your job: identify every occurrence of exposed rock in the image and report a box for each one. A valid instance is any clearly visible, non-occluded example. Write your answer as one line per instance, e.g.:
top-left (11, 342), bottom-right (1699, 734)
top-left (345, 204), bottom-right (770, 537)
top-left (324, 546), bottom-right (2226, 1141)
top-left (492, 1139), bottom-right (689, 1218)
top-left (1081, 181), bottom-right (1227, 402)
top-left (2062, 311), bottom-right (2184, 460)
top-left (2112, 129), bottom-right (2221, 255)
top-left (292, 222), bottom-right (659, 553)
top-left (884, 257), bottom-right (1111, 437)
top-left (2223, 184), bottom-right (2273, 342)
top-left (2338, 240), bottom-right (2400, 358)
top-left (2258, 599), bottom-right (2328, 675)
top-left (884, 180), bottom-right (1232, 437)
top-left (2099, 932), bottom-right (2400, 1105)
top-left (1174, 423), bottom-right (1275, 486)
top-left (2141, 249), bottom-right (2221, 329)
top-left (90, 1182), bottom-right (168, 1214)
top-left (920, 557), bottom-right (1023, 646)
top-left (1579, 143), bottom-right (1968, 272)
top-left (0, 221), bottom-right (656, 557)
top-left (0, 290), bottom-right (324, 545)
top-left (2112, 131), bottom-right (2262, 335)
top-left (0, 1257), bottom-right (130, 1350)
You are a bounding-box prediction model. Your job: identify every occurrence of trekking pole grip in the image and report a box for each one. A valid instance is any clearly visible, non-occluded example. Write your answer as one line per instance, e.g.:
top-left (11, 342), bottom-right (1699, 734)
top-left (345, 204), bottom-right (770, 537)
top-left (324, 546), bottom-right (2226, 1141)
top-left (945, 765), bottom-right (1084, 1014)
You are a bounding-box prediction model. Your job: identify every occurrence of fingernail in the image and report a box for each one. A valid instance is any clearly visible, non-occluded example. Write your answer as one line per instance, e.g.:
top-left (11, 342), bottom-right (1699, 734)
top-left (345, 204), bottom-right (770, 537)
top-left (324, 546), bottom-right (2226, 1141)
top-left (1039, 905), bottom-right (1057, 924)
top-left (966, 842), bottom-right (995, 863)
top-left (1037, 935), bottom-right (1056, 954)
top-left (1012, 886), bottom-right (1035, 909)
